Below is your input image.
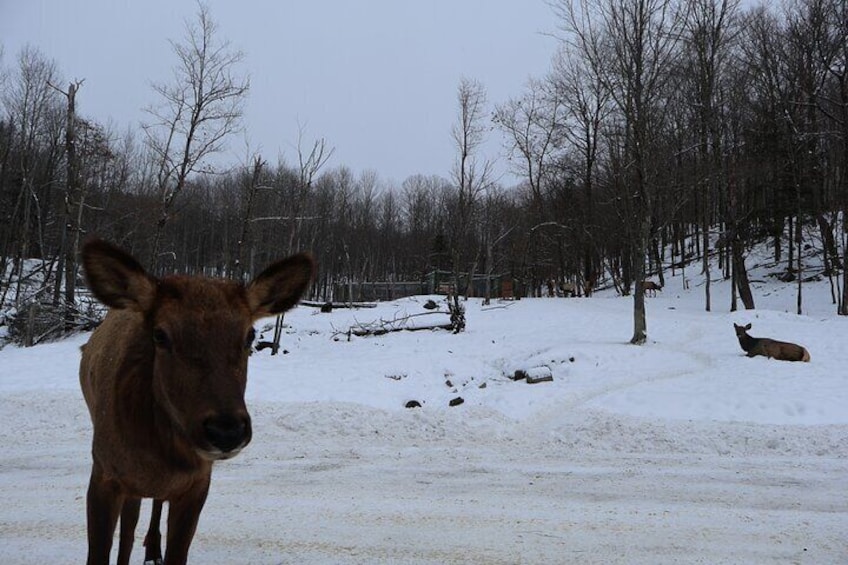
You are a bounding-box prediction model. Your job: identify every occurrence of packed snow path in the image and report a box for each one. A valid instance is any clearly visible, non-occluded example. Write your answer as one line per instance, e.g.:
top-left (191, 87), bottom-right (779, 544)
top-left (1, 282), bottom-right (846, 563)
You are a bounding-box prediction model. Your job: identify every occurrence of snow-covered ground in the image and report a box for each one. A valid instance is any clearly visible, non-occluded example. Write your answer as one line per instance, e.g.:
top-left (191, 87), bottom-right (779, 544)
top-left (1, 258), bottom-right (846, 564)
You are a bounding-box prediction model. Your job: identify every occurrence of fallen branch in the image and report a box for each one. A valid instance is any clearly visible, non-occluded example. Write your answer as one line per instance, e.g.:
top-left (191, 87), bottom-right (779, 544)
top-left (348, 322), bottom-right (454, 337)
top-left (481, 302), bottom-right (514, 312)
top-left (302, 300), bottom-right (377, 309)
top-left (332, 310), bottom-right (453, 340)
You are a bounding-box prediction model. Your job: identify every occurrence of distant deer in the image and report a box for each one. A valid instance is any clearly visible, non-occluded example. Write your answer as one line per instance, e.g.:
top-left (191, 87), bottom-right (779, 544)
top-left (79, 239), bottom-right (314, 565)
top-left (643, 280), bottom-right (662, 297)
top-left (733, 323), bottom-right (810, 362)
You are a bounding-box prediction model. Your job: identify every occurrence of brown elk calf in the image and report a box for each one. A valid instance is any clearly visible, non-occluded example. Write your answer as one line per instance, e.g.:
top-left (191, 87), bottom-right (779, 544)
top-left (643, 280), bottom-right (662, 297)
top-left (733, 322), bottom-right (810, 362)
top-left (79, 239), bottom-right (314, 565)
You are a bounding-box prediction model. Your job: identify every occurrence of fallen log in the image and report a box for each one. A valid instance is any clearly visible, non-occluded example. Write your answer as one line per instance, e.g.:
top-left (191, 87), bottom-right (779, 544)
top-left (333, 310), bottom-right (455, 339)
top-left (301, 300), bottom-right (377, 309)
top-left (348, 321), bottom-right (454, 337)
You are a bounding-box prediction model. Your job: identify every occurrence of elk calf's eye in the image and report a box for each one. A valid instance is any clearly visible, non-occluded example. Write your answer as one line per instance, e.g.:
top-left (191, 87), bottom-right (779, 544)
top-left (152, 328), bottom-right (171, 349)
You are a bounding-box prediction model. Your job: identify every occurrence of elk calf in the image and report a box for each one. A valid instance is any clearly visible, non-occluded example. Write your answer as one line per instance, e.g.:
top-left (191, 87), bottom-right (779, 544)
top-left (643, 280), bottom-right (662, 297)
top-left (79, 239), bottom-right (314, 565)
top-left (733, 322), bottom-right (810, 362)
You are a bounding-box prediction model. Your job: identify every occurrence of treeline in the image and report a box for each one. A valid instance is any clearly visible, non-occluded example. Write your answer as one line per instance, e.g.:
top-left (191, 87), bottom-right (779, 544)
top-left (1, 0), bottom-right (847, 344)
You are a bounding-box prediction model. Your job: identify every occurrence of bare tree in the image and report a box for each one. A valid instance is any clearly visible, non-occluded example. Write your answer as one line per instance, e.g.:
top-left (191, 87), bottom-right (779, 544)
top-left (48, 79), bottom-right (86, 327)
top-left (494, 75), bottom-right (568, 293)
top-left (268, 127), bottom-right (333, 355)
top-left (289, 127), bottom-right (334, 255)
top-left (479, 186), bottom-right (514, 305)
top-left (143, 1), bottom-right (249, 271)
top-left (232, 154), bottom-right (265, 282)
top-left (814, 0), bottom-right (848, 314)
top-left (556, 0), bottom-right (684, 344)
top-left (0, 47), bottom-right (62, 309)
top-left (551, 46), bottom-right (611, 295)
top-left (683, 0), bottom-right (741, 312)
top-left (450, 77), bottom-right (494, 298)
top-left (494, 76), bottom-right (565, 220)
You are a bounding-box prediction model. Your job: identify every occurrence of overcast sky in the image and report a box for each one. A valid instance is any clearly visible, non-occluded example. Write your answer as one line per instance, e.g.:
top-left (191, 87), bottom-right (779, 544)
top-left (1, 0), bottom-right (558, 185)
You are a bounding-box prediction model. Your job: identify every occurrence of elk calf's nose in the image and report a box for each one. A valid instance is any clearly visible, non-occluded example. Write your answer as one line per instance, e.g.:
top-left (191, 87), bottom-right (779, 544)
top-left (203, 415), bottom-right (250, 452)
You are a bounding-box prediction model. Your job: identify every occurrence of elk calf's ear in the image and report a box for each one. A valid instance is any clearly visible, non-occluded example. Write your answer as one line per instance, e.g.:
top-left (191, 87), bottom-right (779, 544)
top-left (82, 238), bottom-right (157, 312)
top-left (247, 253), bottom-right (315, 318)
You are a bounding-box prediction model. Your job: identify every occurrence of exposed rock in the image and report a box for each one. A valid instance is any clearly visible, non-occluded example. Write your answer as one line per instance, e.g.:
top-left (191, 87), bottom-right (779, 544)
top-left (513, 366), bottom-right (553, 384)
top-left (526, 373), bottom-right (554, 384)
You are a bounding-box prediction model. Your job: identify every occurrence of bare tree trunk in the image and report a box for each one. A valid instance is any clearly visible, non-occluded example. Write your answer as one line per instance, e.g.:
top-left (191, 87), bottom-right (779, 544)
top-left (796, 211), bottom-right (803, 315)
top-left (270, 313), bottom-right (284, 356)
top-left (841, 209), bottom-right (848, 314)
top-left (52, 235), bottom-right (66, 308)
top-left (702, 213), bottom-right (711, 311)
top-left (464, 257), bottom-right (479, 299)
top-left (483, 235), bottom-right (493, 305)
top-left (788, 216), bottom-right (797, 274)
top-left (14, 173), bottom-right (33, 308)
top-left (59, 81), bottom-right (83, 328)
top-left (817, 214), bottom-right (840, 272)
top-left (631, 218), bottom-right (650, 345)
top-left (651, 238), bottom-right (665, 288)
top-left (233, 156), bottom-right (264, 281)
top-left (732, 238), bottom-right (755, 310)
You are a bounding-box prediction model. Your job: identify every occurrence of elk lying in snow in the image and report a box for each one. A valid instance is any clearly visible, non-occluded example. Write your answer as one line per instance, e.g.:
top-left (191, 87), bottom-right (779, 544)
top-left (733, 322), bottom-right (810, 362)
top-left (79, 239), bottom-right (314, 565)
top-left (643, 280), bottom-right (662, 297)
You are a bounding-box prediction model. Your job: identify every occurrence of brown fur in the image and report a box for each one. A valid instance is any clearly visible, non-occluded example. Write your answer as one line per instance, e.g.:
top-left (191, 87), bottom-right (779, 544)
top-left (643, 280), bottom-right (662, 297)
top-left (79, 239), bottom-right (314, 565)
top-left (733, 323), bottom-right (810, 362)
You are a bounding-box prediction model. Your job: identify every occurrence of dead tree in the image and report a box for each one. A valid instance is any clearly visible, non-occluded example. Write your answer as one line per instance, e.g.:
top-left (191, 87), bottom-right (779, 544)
top-left (450, 77), bottom-right (493, 298)
top-left (269, 129), bottom-right (333, 355)
top-left (144, 3), bottom-right (249, 271)
top-left (49, 79), bottom-right (85, 329)
top-left (232, 155), bottom-right (265, 282)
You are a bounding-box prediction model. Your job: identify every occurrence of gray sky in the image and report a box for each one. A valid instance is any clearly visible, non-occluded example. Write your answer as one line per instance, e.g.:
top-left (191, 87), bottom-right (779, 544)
top-left (1, 0), bottom-right (558, 185)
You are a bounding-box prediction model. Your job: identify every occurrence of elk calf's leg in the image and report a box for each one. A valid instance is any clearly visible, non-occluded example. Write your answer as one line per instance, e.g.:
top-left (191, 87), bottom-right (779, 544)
top-left (162, 479), bottom-right (211, 565)
top-left (144, 499), bottom-right (164, 565)
top-left (117, 498), bottom-right (141, 565)
top-left (85, 467), bottom-right (124, 565)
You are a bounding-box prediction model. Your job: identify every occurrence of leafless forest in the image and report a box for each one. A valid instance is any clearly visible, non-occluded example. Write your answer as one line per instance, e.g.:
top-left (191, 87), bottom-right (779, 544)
top-left (2, 0), bottom-right (848, 345)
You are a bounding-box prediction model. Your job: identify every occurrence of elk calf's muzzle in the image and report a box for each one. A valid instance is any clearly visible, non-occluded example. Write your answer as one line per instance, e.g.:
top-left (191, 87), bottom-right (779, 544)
top-left (203, 413), bottom-right (252, 455)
